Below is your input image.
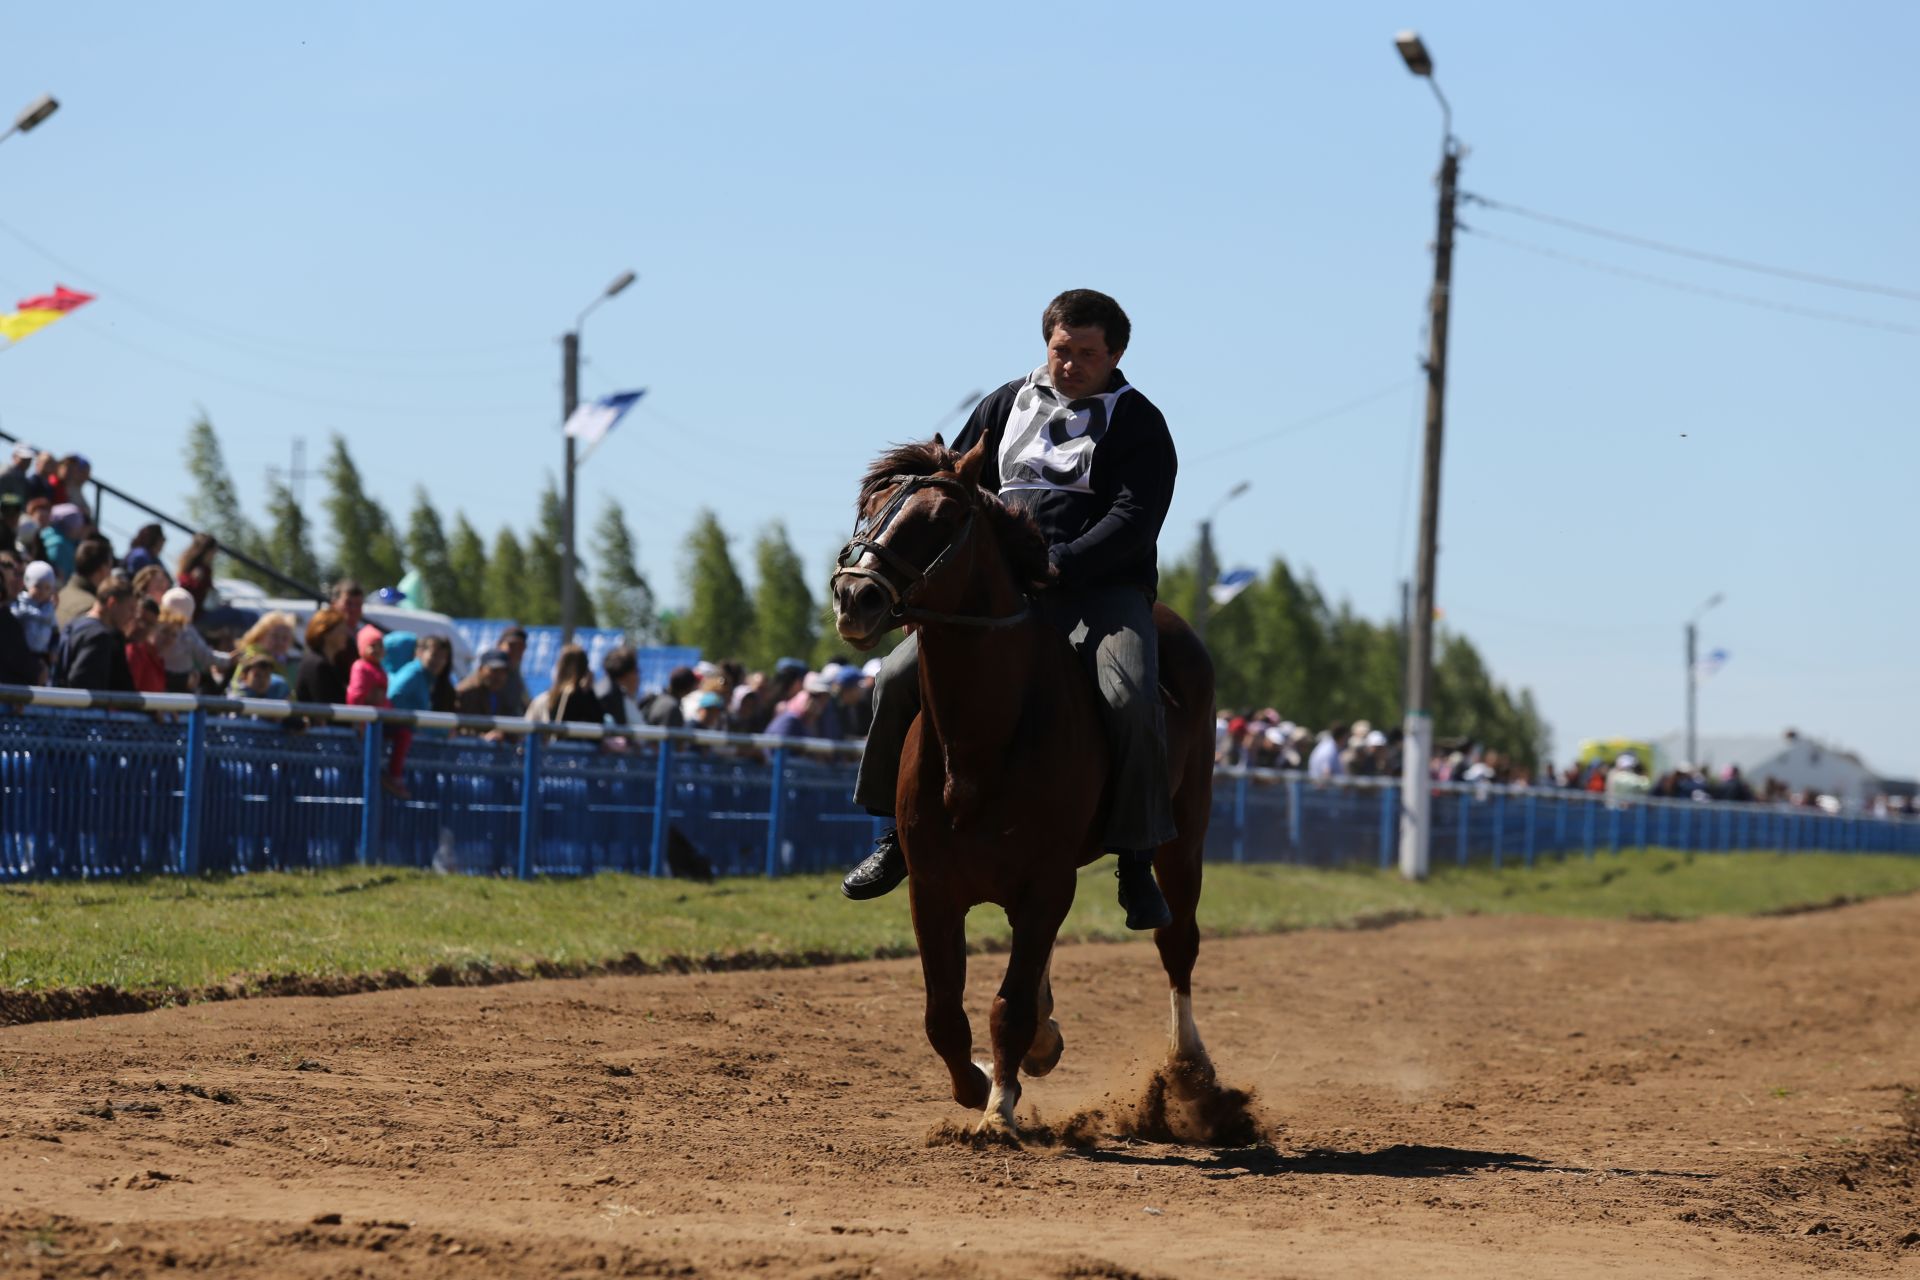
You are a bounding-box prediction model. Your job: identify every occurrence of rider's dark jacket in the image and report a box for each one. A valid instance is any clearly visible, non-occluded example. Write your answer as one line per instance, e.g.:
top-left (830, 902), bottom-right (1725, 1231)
top-left (950, 367), bottom-right (1176, 596)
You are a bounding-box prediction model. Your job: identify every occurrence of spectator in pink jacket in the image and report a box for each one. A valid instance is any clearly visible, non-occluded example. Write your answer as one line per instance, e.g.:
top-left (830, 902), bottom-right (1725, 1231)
top-left (347, 625), bottom-right (410, 799)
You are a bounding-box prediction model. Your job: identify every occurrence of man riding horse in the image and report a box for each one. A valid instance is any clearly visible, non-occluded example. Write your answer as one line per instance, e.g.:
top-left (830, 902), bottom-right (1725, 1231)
top-left (841, 288), bottom-right (1177, 931)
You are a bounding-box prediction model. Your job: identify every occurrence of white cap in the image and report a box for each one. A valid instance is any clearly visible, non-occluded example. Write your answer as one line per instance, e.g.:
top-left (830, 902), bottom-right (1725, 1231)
top-left (23, 560), bottom-right (56, 590)
top-left (1364, 729), bottom-right (1388, 748)
top-left (1616, 752), bottom-right (1639, 769)
top-left (802, 672), bottom-right (832, 694)
top-left (862, 658), bottom-right (884, 679)
top-left (160, 586), bottom-right (197, 620)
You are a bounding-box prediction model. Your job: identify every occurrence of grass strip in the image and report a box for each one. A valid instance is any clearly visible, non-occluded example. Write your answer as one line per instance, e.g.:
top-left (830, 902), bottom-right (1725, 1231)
top-left (3, 848), bottom-right (1917, 1008)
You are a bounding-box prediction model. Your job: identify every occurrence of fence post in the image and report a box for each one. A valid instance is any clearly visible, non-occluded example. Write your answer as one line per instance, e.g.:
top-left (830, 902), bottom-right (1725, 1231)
top-left (1583, 799), bottom-right (1596, 859)
top-left (1456, 792), bottom-right (1470, 866)
top-left (1608, 805), bottom-right (1621, 856)
top-left (516, 731), bottom-right (542, 880)
top-left (764, 746), bottom-right (788, 877)
top-left (179, 710), bottom-right (208, 875)
top-left (1523, 793), bottom-right (1537, 868)
top-left (1286, 778), bottom-right (1302, 850)
top-left (1378, 785), bottom-right (1396, 870)
top-left (649, 737), bottom-right (674, 877)
top-left (357, 719), bottom-right (384, 867)
top-left (1491, 793), bottom-right (1505, 869)
top-left (1233, 773), bottom-right (1249, 863)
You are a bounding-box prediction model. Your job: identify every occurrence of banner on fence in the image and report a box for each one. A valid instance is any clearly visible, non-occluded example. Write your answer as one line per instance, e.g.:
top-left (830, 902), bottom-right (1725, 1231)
top-left (452, 620), bottom-right (699, 697)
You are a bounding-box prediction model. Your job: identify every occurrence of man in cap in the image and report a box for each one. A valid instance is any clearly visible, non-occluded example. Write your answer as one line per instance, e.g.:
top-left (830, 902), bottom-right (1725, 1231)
top-left (454, 648), bottom-right (516, 719)
top-left (53, 580), bottom-right (137, 693)
top-left (766, 672), bottom-right (832, 739)
top-left (496, 625), bottom-right (532, 716)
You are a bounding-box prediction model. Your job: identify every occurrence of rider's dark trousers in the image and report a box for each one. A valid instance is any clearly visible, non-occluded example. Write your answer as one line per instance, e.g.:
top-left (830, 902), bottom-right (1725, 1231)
top-left (852, 584), bottom-right (1178, 851)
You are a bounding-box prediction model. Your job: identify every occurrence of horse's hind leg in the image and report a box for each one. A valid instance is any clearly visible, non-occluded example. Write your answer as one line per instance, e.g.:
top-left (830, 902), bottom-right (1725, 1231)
top-left (911, 884), bottom-right (989, 1111)
top-left (983, 889), bottom-right (1071, 1133)
top-left (1019, 949), bottom-right (1065, 1078)
top-left (1153, 835), bottom-right (1209, 1066)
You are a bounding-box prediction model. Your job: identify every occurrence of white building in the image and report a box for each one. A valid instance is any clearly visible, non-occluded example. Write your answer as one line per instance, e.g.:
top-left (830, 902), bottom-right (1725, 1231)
top-left (1649, 729), bottom-right (1911, 809)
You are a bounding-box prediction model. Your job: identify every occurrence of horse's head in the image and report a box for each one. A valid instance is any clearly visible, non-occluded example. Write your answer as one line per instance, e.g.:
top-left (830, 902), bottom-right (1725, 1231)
top-left (830, 435), bottom-right (1049, 648)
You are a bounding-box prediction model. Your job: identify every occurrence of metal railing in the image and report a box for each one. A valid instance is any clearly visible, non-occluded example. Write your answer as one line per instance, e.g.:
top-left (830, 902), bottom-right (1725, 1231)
top-left (1, 684), bottom-right (1915, 881)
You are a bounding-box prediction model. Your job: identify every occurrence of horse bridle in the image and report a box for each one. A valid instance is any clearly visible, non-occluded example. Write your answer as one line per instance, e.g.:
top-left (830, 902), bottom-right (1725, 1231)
top-left (833, 474), bottom-right (1032, 629)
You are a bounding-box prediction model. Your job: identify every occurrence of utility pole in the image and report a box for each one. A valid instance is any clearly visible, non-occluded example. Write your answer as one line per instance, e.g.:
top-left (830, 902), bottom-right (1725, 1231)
top-left (561, 331), bottom-right (580, 643)
top-left (1195, 518), bottom-right (1218, 645)
top-left (1193, 480), bottom-right (1250, 646)
top-left (559, 270), bottom-right (636, 644)
top-left (1395, 30), bottom-right (1459, 882)
top-left (1685, 592), bottom-right (1723, 766)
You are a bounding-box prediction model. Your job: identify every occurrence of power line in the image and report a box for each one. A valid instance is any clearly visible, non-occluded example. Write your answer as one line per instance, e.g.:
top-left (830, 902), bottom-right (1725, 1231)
top-left (1189, 377), bottom-right (1423, 463)
top-left (0, 213), bottom-right (549, 367)
top-left (1461, 192), bottom-right (1920, 304)
top-left (1461, 226), bottom-right (1920, 337)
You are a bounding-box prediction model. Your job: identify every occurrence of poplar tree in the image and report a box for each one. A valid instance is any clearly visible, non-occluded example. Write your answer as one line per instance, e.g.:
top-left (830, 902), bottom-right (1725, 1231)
top-left (404, 489), bottom-right (462, 615)
top-left (592, 499), bottom-right (657, 644)
top-left (481, 527), bottom-right (528, 621)
top-left (258, 477), bottom-right (322, 591)
top-left (674, 509), bottom-right (751, 659)
top-left (443, 513), bottom-right (489, 619)
top-left (322, 435), bottom-right (404, 588)
top-left (182, 414), bottom-right (258, 563)
top-left (746, 521), bottom-right (816, 670)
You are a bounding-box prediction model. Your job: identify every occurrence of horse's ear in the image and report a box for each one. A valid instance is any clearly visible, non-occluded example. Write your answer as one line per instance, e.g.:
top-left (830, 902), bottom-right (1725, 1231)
top-left (931, 431), bottom-right (945, 449)
top-left (956, 434), bottom-right (989, 487)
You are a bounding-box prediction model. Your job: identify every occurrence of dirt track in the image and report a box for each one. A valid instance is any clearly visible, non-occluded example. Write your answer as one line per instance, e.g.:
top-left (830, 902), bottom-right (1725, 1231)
top-left (3, 897), bottom-right (1917, 1278)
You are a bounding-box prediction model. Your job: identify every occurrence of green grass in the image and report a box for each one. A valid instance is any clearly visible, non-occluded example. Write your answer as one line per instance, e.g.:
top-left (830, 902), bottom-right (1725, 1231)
top-left (3, 848), bottom-right (1918, 996)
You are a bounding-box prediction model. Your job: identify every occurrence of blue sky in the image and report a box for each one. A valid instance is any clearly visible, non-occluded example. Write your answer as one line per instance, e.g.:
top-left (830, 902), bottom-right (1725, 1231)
top-left (1, 3), bottom-right (1914, 776)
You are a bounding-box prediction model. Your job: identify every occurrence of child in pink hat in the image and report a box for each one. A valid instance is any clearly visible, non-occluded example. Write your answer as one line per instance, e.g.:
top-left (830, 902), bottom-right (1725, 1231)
top-left (347, 625), bottom-right (411, 799)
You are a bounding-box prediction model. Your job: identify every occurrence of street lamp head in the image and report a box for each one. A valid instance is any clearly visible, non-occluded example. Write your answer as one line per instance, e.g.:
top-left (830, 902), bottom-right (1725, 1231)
top-left (604, 270), bottom-right (637, 298)
top-left (1394, 31), bottom-right (1433, 77)
top-left (15, 94), bottom-right (58, 133)
top-left (1227, 480), bottom-right (1251, 500)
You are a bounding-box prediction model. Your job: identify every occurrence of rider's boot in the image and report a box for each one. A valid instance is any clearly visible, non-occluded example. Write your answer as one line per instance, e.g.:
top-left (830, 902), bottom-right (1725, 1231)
top-left (1114, 849), bottom-right (1173, 931)
top-left (841, 828), bottom-right (908, 901)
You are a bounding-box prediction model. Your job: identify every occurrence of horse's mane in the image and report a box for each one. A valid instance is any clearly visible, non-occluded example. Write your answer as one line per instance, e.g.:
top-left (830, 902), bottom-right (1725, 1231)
top-left (859, 440), bottom-right (1055, 594)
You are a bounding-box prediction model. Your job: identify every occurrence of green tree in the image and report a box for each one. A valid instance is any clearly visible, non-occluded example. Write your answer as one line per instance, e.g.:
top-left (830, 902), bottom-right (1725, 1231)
top-left (746, 521), bottom-right (816, 670)
top-left (591, 499), bottom-right (657, 643)
top-left (674, 509), bottom-right (752, 659)
top-left (321, 435), bottom-right (403, 588)
top-left (182, 413), bottom-right (260, 579)
top-left (404, 489), bottom-right (462, 615)
top-left (257, 478), bottom-right (322, 591)
top-left (443, 513), bottom-right (489, 619)
top-left (519, 480), bottom-right (574, 627)
top-left (481, 527), bottom-right (528, 621)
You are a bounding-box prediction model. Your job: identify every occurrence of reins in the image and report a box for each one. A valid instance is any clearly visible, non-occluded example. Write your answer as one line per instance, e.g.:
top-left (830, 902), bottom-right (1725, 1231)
top-left (833, 473), bottom-right (1032, 630)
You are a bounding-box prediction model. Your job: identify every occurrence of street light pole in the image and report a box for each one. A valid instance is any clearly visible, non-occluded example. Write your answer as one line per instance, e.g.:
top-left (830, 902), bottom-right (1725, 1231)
top-left (0, 94), bottom-right (58, 148)
top-left (1686, 592), bottom-right (1724, 765)
top-left (560, 270), bottom-right (636, 644)
top-left (1193, 480), bottom-right (1250, 645)
top-left (1395, 30), bottom-right (1461, 882)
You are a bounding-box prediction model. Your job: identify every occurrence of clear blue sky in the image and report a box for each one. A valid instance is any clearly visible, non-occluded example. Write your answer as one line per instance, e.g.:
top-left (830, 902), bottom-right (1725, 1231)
top-left (2, 3), bottom-right (1915, 776)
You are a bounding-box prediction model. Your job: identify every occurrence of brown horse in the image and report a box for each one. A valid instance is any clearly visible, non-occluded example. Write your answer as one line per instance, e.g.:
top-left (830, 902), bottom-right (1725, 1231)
top-left (830, 435), bottom-right (1216, 1134)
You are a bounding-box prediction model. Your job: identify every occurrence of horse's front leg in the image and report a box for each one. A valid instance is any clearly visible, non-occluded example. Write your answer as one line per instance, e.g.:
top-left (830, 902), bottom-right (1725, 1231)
top-left (983, 883), bottom-right (1073, 1133)
top-left (910, 881), bottom-right (989, 1111)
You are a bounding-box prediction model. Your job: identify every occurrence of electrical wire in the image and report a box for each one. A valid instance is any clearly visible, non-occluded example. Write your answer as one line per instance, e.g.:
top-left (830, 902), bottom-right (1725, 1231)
top-left (1461, 192), bottom-right (1920, 304)
top-left (1461, 226), bottom-right (1920, 337)
top-left (0, 213), bottom-right (551, 368)
top-left (1188, 377), bottom-right (1424, 463)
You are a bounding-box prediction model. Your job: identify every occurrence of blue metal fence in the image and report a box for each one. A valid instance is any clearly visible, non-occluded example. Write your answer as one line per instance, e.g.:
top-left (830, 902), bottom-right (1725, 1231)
top-left (1, 699), bottom-right (1916, 882)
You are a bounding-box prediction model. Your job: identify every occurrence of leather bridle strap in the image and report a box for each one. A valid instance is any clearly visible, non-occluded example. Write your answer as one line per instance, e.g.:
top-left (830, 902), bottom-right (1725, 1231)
top-left (833, 474), bottom-right (1031, 629)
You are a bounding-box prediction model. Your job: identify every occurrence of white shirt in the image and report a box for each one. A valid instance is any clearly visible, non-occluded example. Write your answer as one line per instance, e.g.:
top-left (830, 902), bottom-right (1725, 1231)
top-left (1307, 735), bottom-right (1343, 780)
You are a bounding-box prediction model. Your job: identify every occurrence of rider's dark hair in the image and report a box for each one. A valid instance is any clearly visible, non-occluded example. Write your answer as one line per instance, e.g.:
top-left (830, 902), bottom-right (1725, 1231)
top-left (1041, 289), bottom-right (1130, 355)
top-left (859, 441), bottom-right (1056, 594)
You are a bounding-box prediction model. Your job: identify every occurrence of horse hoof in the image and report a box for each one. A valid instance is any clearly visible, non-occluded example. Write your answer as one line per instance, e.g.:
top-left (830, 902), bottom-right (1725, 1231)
top-left (1021, 1020), bottom-right (1065, 1077)
top-left (954, 1060), bottom-right (991, 1111)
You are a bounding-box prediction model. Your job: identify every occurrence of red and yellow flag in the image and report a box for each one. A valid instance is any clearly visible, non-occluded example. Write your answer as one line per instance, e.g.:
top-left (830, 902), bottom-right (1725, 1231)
top-left (0, 284), bottom-right (93, 345)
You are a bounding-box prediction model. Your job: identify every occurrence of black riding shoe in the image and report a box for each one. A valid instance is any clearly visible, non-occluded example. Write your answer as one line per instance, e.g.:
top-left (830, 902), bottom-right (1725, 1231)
top-left (1115, 850), bottom-right (1173, 931)
top-left (841, 828), bottom-right (908, 901)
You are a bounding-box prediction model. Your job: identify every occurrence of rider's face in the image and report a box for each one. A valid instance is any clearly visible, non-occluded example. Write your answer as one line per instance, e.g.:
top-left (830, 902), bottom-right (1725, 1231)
top-left (1046, 324), bottom-right (1123, 400)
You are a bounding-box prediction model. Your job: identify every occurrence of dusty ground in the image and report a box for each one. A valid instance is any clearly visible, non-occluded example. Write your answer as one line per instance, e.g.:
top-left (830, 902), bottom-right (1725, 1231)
top-left (2, 897), bottom-right (1917, 1279)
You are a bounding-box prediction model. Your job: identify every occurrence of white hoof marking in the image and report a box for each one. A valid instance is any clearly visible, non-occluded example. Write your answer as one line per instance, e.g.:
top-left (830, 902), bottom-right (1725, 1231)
top-left (1169, 989), bottom-right (1208, 1063)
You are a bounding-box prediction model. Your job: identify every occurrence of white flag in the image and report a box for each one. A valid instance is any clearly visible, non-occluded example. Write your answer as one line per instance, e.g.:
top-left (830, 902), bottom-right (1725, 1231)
top-left (563, 390), bottom-right (646, 447)
top-left (1209, 567), bottom-right (1256, 607)
top-left (1693, 648), bottom-right (1729, 680)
